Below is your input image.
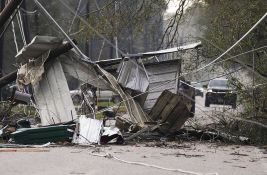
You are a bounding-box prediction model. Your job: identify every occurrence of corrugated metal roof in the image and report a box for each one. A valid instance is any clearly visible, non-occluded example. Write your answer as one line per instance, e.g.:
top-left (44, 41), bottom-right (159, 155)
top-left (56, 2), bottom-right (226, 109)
top-left (117, 59), bottom-right (149, 93)
top-left (143, 59), bottom-right (181, 111)
top-left (15, 36), bottom-right (62, 64)
top-left (33, 59), bottom-right (77, 125)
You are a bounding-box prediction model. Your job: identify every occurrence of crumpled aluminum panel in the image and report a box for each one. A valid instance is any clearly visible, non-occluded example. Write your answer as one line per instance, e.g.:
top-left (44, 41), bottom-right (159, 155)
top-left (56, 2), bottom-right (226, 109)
top-left (33, 59), bottom-right (77, 126)
top-left (15, 36), bottom-right (62, 64)
top-left (117, 59), bottom-right (149, 93)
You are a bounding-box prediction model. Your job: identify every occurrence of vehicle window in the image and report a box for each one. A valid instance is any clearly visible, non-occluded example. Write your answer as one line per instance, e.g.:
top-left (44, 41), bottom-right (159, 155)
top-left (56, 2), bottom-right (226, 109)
top-left (209, 79), bottom-right (228, 87)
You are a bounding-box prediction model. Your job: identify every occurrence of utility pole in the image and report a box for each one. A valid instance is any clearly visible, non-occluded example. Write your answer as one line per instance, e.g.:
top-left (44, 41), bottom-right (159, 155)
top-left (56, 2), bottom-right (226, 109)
top-left (0, 0), bottom-right (23, 28)
top-left (252, 49), bottom-right (255, 117)
top-left (20, 0), bottom-right (31, 44)
top-left (85, 1), bottom-right (90, 57)
top-left (114, 1), bottom-right (119, 58)
top-left (0, 0), bottom-right (5, 100)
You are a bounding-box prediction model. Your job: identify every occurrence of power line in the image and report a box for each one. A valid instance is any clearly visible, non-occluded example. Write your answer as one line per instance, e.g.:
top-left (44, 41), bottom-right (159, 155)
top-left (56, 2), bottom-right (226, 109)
top-left (200, 37), bottom-right (267, 81)
top-left (58, 0), bottom-right (125, 56)
top-left (34, 2), bottom-right (267, 129)
top-left (68, 0), bottom-right (82, 34)
top-left (34, 0), bottom-right (92, 63)
top-left (189, 12), bottom-right (267, 75)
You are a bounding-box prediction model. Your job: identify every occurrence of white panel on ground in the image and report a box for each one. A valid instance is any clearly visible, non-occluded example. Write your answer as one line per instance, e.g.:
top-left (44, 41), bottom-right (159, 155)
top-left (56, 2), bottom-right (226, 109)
top-left (73, 116), bottom-right (103, 144)
top-left (33, 59), bottom-right (77, 126)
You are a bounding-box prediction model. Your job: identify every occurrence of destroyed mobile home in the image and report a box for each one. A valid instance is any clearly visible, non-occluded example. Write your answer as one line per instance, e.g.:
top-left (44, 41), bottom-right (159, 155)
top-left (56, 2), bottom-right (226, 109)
top-left (0, 35), bottom-right (202, 145)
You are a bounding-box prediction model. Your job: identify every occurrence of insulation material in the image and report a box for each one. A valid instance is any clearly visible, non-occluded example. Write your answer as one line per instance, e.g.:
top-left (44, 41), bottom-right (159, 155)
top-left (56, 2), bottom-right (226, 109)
top-left (73, 116), bottom-right (103, 144)
top-left (33, 59), bottom-right (77, 126)
top-left (16, 51), bottom-right (50, 89)
top-left (15, 36), bottom-right (62, 64)
top-left (117, 59), bottom-right (149, 93)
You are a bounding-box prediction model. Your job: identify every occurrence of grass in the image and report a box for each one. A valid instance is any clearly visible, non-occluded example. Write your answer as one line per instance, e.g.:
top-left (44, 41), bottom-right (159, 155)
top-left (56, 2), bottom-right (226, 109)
top-left (0, 102), bottom-right (38, 118)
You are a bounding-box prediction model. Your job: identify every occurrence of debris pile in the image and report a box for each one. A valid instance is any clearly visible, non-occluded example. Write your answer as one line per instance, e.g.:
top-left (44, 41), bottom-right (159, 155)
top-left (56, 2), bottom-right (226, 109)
top-left (0, 36), bottom-right (200, 146)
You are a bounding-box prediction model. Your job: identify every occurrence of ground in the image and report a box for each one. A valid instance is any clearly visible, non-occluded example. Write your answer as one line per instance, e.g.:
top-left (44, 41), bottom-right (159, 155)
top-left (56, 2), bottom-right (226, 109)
top-left (1, 94), bottom-right (265, 175)
top-left (0, 141), bottom-right (266, 175)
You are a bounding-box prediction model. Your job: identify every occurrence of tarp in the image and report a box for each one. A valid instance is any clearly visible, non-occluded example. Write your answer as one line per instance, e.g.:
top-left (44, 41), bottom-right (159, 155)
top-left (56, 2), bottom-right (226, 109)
top-left (16, 51), bottom-right (50, 90)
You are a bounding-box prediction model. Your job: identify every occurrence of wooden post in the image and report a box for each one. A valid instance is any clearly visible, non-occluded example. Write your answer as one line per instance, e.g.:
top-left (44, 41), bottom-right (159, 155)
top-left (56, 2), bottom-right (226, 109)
top-left (0, 0), bottom-right (23, 30)
top-left (0, 0), bottom-right (6, 100)
top-left (20, 0), bottom-right (31, 44)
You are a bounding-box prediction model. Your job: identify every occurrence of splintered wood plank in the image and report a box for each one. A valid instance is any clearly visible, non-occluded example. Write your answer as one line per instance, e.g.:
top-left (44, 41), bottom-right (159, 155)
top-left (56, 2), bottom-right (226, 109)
top-left (149, 90), bottom-right (173, 120)
top-left (160, 95), bottom-right (182, 123)
top-left (159, 102), bottom-right (189, 134)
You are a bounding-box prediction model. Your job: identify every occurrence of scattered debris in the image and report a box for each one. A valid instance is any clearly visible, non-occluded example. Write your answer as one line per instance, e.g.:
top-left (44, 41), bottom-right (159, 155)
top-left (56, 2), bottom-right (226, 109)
top-left (100, 126), bottom-right (124, 144)
top-left (10, 124), bottom-right (75, 144)
top-left (0, 148), bottom-right (50, 152)
top-left (72, 116), bottom-right (102, 145)
top-left (149, 90), bottom-right (192, 134)
top-left (0, 34), bottom-right (248, 151)
top-left (230, 152), bottom-right (249, 156)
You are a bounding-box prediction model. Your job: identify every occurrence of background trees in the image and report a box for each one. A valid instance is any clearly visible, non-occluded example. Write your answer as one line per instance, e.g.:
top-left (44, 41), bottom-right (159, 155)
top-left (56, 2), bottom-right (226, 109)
top-left (198, 0), bottom-right (267, 143)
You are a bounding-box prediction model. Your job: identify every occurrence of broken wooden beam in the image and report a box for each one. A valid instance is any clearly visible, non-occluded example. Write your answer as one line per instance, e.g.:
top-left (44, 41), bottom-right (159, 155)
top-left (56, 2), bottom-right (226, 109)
top-left (0, 41), bottom-right (74, 89)
top-left (0, 0), bottom-right (23, 29)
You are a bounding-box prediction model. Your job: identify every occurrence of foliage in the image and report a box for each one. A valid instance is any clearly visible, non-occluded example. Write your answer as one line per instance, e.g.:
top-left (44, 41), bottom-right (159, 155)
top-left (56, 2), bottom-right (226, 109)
top-left (198, 0), bottom-right (267, 144)
top-left (80, 0), bottom-right (167, 40)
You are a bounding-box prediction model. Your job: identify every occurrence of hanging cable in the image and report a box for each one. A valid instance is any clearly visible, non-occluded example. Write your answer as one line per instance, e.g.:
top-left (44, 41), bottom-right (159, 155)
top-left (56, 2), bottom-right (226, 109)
top-left (68, 0), bottom-right (82, 34)
top-left (17, 9), bottom-right (27, 45)
top-left (11, 20), bottom-right (18, 53)
top-left (19, 7), bottom-right (37, 14)
top-left (189, 12), bottom-right (267, 75)
top-left (58, 0), bottom-right (125, 56)
top-left (0, 0), bottom-right (23, 40)
top-left (16, 10), bottom-right (26, 46)
top-left (34, 0), bottom-right (93, 63)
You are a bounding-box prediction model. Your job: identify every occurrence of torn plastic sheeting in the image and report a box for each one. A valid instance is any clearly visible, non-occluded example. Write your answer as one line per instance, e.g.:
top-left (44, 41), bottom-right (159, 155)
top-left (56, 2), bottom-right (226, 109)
top-left (16, 51), bottom-right (50, 89)
top-left (73, 116), bottom-right (103, 144)
top-left (15, 36), bottom-right (62, 64)
top-left (117, 59), bottom-right (149, 93)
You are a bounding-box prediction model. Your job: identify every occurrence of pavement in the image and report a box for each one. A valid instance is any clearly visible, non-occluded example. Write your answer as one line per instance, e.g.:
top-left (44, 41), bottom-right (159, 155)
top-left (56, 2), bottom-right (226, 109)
top-left (0, 142), bottom-right (266, 175)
